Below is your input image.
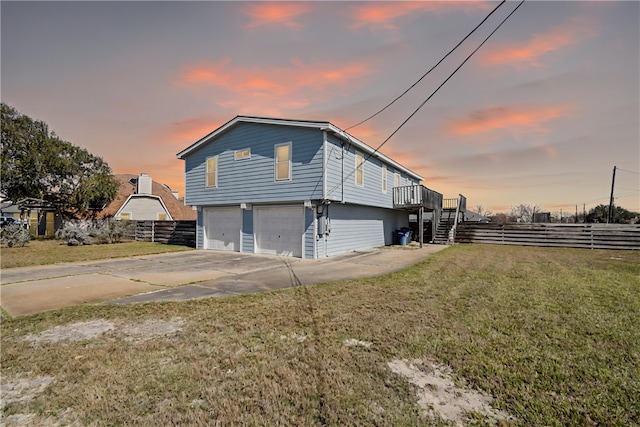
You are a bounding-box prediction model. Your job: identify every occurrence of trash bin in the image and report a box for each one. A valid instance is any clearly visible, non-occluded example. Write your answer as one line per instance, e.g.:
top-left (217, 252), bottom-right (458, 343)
top-left (396, 229), bottom-right (412, 246)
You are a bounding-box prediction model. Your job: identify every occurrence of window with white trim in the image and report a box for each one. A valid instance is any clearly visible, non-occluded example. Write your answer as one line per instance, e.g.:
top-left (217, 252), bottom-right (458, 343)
top-left (234, 148), bottom-right (251, 160)
top-left (394, 173), bottom-right (400, 188)
top-left (206, 156), bottom-right (218, 188)
top-left (355, 152), bottom-right (364, 186)
top-left (381, 166), bottom-right (387, 193)
top-left (275, 142), bottom-right (292, 181)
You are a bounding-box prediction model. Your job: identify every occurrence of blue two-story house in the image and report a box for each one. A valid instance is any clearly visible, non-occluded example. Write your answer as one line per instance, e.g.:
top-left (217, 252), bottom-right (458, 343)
top-left (177, 116), bottom-right (442, 258)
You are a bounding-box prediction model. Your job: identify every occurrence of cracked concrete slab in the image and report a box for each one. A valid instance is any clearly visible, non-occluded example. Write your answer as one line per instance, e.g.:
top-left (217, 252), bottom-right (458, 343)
top-left (1, 245), bottom-right (448, 316)
top-left (0, 274), bottom-right (158, 316)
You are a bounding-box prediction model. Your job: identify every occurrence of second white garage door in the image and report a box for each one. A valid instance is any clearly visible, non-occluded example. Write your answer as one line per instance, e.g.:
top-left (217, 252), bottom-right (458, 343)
top-left (255, 206), bottom-right (304, 257)
top-left (204, 207), bottom-right (241, 251)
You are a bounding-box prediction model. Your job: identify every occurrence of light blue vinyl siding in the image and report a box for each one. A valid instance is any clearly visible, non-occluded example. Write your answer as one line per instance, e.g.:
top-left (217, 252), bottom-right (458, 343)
top-left (321, 203), bottom-right (409, 257)
top-left (184, 123), bottom-right (324, 206)
top-left (242, 208), bottom-right (254, 253)
top-left (304, 208), bottom-right (315, 259)
top-left (323, 134), bottom-right (418, 208)
top-left (196, 208), bottom-right (204, 249)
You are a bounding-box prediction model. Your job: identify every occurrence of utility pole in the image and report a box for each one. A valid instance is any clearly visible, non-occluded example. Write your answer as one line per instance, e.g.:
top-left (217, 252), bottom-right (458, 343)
top-left (607, 166), bottom-right (617, 223)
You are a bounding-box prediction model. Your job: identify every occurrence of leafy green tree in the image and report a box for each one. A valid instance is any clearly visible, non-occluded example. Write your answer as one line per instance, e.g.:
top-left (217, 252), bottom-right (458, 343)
top-left (1, 103), bottom-right (118, 218)
top-left (586, 204), bottom-right (638, 223)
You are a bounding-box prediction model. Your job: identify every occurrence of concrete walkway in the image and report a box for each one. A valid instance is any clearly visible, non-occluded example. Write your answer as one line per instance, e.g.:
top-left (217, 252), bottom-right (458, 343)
top-left (0, 245), bottom-right (447, 317)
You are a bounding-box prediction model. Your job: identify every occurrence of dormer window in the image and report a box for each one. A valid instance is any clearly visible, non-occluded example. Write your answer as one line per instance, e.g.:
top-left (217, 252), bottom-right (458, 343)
top-left (235, 148), bottom-right (251, 160)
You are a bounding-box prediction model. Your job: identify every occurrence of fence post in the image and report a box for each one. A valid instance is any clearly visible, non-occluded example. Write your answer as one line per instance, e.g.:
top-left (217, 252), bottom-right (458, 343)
top-left (151, 220), bottom-right (155, 243)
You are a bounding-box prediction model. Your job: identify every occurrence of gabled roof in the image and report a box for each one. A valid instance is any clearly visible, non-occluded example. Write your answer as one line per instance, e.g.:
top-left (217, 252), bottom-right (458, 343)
top-left (176, 115), bottom-right (423, 181)
top-left (98, 174), bottom-right (196, 220)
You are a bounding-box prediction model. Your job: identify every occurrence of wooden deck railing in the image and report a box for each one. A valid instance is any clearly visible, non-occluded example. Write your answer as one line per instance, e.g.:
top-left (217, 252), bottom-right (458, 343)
top-left (393, 185), bottom-right (443, 210)
top-left (443, 195), bottom-right (467, 211)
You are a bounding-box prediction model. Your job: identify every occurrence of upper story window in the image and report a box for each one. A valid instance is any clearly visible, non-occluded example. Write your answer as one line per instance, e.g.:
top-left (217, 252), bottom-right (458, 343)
top-left (206, 156), bottom-right (218, 188)
top-left (275, 142), bottom-right (292, 181)
top-left (381, 166), bottom-right (387, 193)
top-left (234, 148), bottom-right (251, 160)
top-left (355, 152), bottom-right (364, 186)
top-left (394, 173), bottom-right (400, 188)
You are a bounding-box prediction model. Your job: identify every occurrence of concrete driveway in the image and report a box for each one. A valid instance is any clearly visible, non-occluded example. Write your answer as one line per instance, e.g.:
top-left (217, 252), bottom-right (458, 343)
top-left (0, 245), bottom-right (447, 317)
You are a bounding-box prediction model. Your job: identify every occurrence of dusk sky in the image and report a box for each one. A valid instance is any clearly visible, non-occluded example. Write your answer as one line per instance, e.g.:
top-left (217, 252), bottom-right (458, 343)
top-left (2, 1), bottom-right (638, 214)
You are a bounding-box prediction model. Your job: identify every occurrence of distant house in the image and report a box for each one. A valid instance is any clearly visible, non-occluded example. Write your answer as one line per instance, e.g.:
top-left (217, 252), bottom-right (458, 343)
top-left (463, 211), bottom-right (490, 223)
top-left (1, 197), bottom-right (61, 238)
top-left (98, 173), bottom-right (196, 221)
top-left (177, 116), bottom-right (443, 258)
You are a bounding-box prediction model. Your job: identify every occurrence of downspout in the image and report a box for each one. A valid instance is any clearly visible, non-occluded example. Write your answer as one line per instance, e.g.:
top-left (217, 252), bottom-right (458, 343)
top-left (322, 131), bottom-right (328, 200)
top-left (341, 143), bottom-right (345, 204)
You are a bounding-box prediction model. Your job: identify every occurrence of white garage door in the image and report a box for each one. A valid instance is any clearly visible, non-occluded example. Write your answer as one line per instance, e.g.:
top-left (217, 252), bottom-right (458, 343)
top-left (204, 207), bottom-right (241, 251)
top-left (255, 207), bottom-right (304, 257)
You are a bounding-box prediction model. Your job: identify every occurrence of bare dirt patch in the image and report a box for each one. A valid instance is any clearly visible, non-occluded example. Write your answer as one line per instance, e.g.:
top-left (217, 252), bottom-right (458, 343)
top-left (22, 318), bottom-right (184, 345)
top-left (119, 318), bottom-right (184, 343)
top-left (1, 374), bottom-right (54, 407)
top-left (23, 319), bottom-right (115, 343)
top-left (344, 338), bottom-right (372, 348)
top-left (388, 359), bottom-right (514, 426)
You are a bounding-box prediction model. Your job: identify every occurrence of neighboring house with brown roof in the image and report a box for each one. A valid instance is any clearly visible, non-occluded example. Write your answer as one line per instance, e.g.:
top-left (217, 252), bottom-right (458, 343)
top-left (99, 173), bottom-right (196, 221)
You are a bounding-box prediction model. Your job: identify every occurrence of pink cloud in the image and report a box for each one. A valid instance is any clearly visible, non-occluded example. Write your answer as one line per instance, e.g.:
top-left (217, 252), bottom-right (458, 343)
top-left (168, 116), bottom-right (225, 144)
top-left (176, 57), bottom-right (374, 116)
top-left (445, 104), bottom-right (575, 137)
top-left (479, 16), bottom-right (597, 68)
top-left (349, 1), bottom-right (492, 30)
top-left (243, 3), bottom-right (312, 29)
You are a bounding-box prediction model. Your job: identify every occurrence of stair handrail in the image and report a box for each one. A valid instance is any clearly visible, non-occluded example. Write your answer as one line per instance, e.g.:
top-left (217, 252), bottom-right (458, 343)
top-left (448, 194), bottom-right (464, 244)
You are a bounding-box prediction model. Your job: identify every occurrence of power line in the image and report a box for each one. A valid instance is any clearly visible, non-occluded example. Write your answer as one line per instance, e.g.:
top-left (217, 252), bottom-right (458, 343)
top-left (616, 167), bottom-right (640, 175)
top-left (345, 0), bottom-right (506, 131)
top-left (368, 0), bottom-right (525, 159)
top-left (326, 1), bottom-right (525, 198)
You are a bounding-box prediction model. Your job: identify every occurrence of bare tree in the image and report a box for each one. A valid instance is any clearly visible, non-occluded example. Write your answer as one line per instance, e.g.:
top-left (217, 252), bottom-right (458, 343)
top-left (474, 205), bottom-right (493, 217)
top-left (509, 204), bottom-right (540, 223)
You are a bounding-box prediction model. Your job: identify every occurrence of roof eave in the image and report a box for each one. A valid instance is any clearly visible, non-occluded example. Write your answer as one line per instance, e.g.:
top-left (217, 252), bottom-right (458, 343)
top-left (175, 116), bottom-right (424, 182)
top-left (323, 125), bottom-right (424, 182)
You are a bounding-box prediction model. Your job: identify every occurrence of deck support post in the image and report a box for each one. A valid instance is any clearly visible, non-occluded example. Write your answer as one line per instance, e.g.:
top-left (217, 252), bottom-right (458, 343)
top-left (419, 207), bottom-right (424, 248)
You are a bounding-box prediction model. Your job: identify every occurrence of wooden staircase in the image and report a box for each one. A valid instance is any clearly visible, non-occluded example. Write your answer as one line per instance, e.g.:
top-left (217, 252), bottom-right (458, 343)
top-left (432, 195), bottom-right (467, 244)
top-left (433, 210), bottom-right (456, 244)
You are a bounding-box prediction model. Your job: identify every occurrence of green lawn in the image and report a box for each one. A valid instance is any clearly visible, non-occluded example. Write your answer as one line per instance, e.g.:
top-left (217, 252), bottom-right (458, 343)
top-left (1, 244), bottom-right (638, 426)
top-left (0, 239), bottom-right (193, 269)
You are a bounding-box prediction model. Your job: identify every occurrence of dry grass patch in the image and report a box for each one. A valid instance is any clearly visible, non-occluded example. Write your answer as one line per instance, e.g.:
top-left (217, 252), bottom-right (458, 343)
top-left (1, 240), bottom-right (193, 269)
top-left (1, 245), bottom-right (638, 426)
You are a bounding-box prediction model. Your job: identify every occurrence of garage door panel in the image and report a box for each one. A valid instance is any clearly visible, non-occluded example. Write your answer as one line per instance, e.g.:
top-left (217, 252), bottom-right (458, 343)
top-left (255, 207), bottom-right (303, 257)
top-left (205, 208), bottom-right (241, 251)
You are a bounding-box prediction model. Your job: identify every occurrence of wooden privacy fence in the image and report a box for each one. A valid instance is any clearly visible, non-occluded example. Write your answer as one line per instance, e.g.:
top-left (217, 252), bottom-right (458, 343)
top-left (134, 220), bottom-right (196, 247)
top-left (455, 223), bottom-right (640, 250)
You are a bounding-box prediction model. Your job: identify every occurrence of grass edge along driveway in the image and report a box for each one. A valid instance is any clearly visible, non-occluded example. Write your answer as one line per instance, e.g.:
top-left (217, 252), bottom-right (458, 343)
top-left (1, 244), bottom-right (638, 426)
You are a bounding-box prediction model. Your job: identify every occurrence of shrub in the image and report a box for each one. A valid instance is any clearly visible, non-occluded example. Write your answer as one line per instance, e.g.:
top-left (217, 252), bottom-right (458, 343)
top-left (89, 220), bottom-right (134, 244)
top-left (0, 223), bottom-right (31, 247)
top-left (55, 220), bottom-right (135, 245)
top-left (55, 224), bottom-right (93, 245)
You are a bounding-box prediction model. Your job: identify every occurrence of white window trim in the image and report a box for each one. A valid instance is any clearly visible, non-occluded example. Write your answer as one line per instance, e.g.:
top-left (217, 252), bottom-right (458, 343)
top-left (394, 172), bottom-right (400, 188)
top-left (206, 156), bottom-right (218, 188)
top-left (120, 212), bottom-right (132, 220)
top-left (355, 152), bottom-right (364, 187)
top-left (381, 165), bottom-right (387, 193)
top-left (274, 142), bottom-right (292, 182)
top-left (234, 148), bottom-right (251, 160)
